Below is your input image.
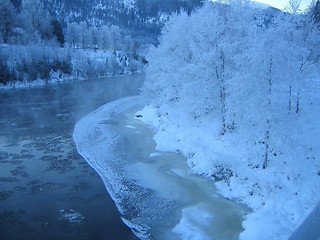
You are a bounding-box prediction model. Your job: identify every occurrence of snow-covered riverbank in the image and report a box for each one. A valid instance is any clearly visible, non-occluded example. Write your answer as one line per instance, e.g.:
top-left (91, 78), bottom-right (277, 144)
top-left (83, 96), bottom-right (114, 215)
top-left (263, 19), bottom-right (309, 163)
top-left (137, 2), bottom-right (320, 239)
top-left (73, 93), bottom-right (320, 239)
top-left (73, 96), bottom-right (249, 240)
top-left (136, 102), bottom-right (320, 240)
top-left (0, 44), bottom-right (146, 90)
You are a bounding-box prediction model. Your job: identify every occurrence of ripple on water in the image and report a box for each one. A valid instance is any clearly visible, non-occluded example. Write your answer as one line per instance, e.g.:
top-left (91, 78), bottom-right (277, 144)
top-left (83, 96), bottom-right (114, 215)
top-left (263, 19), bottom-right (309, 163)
top-left (27, 181), bottom-right (66, 194)
top-left (0, 177), bottom-right (19, 183)
top-left (0, 210), bottom-right (26, 224)
top-left (0, 191), bottom-right (14, 201)
top-left (0, 151), bottom-right (9, 161)
top-left (71, 181), bottom-right (90, 193)
top-left (11, 166), bottom-right (29, 178)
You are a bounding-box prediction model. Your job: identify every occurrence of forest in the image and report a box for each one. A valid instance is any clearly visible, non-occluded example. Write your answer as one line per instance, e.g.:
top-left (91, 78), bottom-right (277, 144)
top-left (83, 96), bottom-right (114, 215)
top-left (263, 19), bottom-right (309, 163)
top-left (139, 1), bottom-right (320, 238)
top-left (0, 0), bottom-right (153, 85)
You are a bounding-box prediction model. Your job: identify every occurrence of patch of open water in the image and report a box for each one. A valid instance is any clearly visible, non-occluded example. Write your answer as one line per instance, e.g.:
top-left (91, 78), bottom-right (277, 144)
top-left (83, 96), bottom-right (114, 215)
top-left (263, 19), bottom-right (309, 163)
top-left (0, 75), bottom-right (142, 240)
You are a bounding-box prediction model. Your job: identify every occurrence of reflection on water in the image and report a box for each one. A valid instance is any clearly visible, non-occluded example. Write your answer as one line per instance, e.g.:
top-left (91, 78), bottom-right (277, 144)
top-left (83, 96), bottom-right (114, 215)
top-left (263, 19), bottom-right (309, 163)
top-left (0, 76), bottom-right (142, 240)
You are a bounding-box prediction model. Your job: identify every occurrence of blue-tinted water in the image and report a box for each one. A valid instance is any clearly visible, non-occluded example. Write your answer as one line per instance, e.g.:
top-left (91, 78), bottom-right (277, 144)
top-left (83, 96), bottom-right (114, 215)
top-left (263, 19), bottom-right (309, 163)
top-left (0, 76), bottom-right (142, 240)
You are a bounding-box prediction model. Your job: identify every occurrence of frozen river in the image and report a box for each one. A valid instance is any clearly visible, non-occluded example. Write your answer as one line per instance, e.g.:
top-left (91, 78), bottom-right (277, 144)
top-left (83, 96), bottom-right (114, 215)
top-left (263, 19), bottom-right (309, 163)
top-left (73, 96), bottom-right (249, 240)
top-left (0, 75), bottom-right (142, 240)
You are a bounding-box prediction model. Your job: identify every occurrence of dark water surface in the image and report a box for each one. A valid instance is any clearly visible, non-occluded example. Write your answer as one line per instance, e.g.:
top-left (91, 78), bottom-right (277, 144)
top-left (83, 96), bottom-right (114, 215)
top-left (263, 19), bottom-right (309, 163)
top-left (0, 76), bottom-right (142, 240)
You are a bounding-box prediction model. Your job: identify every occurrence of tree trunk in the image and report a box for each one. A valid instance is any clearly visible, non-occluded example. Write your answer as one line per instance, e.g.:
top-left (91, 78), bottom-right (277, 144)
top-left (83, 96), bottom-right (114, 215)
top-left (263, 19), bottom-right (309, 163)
top-left (263, 57), bottom-right (273, 169)
top-left (216, 50), bottom-right (227, 135)
top-left (288, 85), bottom-right (292, 113)
top-left (296, 90), bottom-right (300, 113)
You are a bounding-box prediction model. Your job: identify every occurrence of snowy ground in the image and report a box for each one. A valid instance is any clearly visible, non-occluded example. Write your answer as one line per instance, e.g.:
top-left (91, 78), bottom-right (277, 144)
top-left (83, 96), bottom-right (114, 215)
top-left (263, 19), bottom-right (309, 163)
top-left (0, 75), bottom-right (78, 90)
top-left (136, 92), bottom-right (320, 239)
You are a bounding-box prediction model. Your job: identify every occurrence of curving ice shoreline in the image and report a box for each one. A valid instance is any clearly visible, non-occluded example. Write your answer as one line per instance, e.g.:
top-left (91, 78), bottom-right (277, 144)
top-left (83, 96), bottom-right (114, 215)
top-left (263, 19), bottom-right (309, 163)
top-left (73, 96), bottom-right (150, 238)
top-left (73, 96), bottom-right (248, 240)
top-left (73, 95), bottom-right (320, 240)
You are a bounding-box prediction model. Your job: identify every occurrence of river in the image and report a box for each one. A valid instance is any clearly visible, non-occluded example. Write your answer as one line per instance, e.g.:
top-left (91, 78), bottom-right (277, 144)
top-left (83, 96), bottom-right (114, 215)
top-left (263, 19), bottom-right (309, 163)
top-left (0, 75), bottom-right (142, 240)
top-left (73, 96), bottom-right (249, 240)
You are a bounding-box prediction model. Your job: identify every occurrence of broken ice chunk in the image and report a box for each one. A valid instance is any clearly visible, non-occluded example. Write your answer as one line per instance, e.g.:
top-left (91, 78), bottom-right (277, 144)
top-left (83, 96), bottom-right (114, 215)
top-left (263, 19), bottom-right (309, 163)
top-left (60, 209), bottom-right (84, 223)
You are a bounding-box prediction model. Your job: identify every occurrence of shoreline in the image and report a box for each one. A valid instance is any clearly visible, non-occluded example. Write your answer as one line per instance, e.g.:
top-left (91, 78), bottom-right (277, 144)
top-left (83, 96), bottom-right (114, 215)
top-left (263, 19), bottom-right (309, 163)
top-left (73, 96), bottom-right (248, 240)
top-left (0, 72), bottom-right (144, 92)
top-left (135, 100), bottom-right (320, 240)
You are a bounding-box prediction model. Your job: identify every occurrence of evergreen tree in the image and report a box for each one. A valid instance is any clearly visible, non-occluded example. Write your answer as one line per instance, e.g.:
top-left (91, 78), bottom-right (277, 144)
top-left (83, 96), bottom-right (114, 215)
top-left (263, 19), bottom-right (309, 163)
top-left (51, 19), bottom-right (64, 47)
top-left (0, 60), bottom-right (11, 84)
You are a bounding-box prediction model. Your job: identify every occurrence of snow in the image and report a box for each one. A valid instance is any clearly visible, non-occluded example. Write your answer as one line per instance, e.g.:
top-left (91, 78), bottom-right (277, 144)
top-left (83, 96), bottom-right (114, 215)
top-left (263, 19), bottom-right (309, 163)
top-left (0, 43), bottom-right (145, 90)
top-left (0, 75), bottom-right (78, 90)
top-left (289, 203), bottom-right (320, 240)
top-left (136, 2), bottom-right (320, 239)
top-left (173, 204), bottom-right (215, 240)
top-left (122, 0), bottom-right (135, 8)
top-left (73, 93), bottom-right (320, 239)
top-left (73, 96), bottom-right (248, 240)
top-left (136, 99), bottom-right (320, 239)
top-left (73, 2), bottom-right (320, 239)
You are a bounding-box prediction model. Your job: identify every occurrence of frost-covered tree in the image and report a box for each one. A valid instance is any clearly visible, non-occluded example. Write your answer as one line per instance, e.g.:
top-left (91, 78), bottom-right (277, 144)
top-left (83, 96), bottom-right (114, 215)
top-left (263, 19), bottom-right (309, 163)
top-left (19, 0), bottom-right (52, 42)
top-left (66, 22), bottom-right (81, 49)
top-left (99, 25), bottom-right (111, 50)
top-left (79, 21), bottom-right (90, 49)
top-left (0, 0), bottom-right (17, 43)
top-left (285, 0), bottom-right (301, 13)
top-left (313, 0), bottom-right (320, 22)
top-left (142, 1), bottom-right (317, 169)
top-left (109, 25), bottom-right (123, 50)
top-left (90, 26), bottom-right (99, 50)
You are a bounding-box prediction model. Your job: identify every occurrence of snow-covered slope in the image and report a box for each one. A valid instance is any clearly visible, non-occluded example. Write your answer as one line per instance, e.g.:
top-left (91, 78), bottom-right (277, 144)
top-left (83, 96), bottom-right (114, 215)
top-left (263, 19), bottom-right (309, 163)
top-left (140, 2), bottom-right (320, 239)
top-left (251, 1), bottom-right (272, 9)
top-left (41, 0), bottom-right (203, 41)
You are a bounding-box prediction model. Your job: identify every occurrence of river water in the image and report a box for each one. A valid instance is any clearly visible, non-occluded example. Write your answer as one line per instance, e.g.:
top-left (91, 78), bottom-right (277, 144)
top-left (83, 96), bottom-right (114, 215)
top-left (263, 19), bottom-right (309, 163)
top-left (73, 96), bottom-right (249, 240)
top-left (0, 76), bottom-right (142, 240)
top-left (113, 105), bottom-right (248, 240)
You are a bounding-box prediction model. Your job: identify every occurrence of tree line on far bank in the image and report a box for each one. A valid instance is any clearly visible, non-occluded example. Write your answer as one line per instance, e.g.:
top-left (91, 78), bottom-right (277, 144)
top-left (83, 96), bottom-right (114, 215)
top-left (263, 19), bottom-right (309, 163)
top-left (0, 0), bottom-right (147, 85)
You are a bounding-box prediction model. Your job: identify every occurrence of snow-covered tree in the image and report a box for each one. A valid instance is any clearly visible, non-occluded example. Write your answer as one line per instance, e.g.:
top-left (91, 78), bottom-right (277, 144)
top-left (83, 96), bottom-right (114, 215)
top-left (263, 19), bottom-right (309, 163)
top-left (285, 0), bottom-right (302, 13)
top-left (142, 1), bottom-right (318, 169)
top-left (79, 21), bottom-right (90, 49)
top-left (19, 0), bottom-right (52, 43)
top-left (99, 25), bottom-right (111, 50)
top-left (109, 25), bottom-right (123, 50)
top-left (0, 0), bottom-right (17, 43)
top-left (66, 22), bottom-right (81, 49)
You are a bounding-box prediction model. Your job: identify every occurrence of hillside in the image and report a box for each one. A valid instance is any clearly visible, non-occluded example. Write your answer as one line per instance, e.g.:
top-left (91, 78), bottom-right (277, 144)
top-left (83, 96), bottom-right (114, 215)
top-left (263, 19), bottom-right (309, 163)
top-left (139, 1), bottom-right (320, 239)
top-left (43, 0), bottom-right (204, 42)
top-left (0, 0), bottom-right (203, 86)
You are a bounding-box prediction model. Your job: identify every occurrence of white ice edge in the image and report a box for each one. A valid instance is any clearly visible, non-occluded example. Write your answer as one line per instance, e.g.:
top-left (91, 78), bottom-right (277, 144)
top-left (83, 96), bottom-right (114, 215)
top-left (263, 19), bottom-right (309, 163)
top-left (73, 96), bottom-right (150, 239)
top-left (74, 94), bottom-right (320, 240)
top-left (73, 96), bottom-right (248, 240)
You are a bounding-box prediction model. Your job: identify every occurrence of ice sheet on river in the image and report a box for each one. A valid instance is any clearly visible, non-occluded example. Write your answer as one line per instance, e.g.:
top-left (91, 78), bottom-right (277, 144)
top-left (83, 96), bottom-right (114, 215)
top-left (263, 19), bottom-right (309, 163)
top-left (73, 96), bottom-right (247, 240)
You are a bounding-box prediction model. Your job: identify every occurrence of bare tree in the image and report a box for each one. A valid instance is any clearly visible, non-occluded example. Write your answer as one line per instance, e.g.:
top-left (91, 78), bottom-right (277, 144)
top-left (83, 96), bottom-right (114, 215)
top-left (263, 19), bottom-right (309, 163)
top-left (285, 0), bottom-right (301, 13)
